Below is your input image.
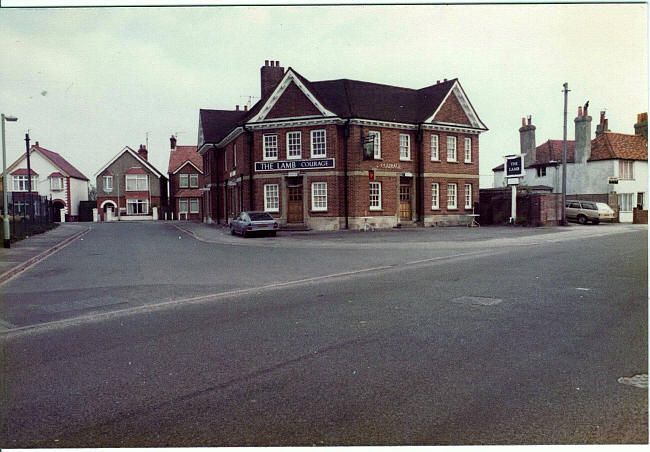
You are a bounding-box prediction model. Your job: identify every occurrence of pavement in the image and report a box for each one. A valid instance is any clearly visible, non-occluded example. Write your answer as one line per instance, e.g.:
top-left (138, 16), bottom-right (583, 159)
top-left (0, 223), bottom-right (90, 286)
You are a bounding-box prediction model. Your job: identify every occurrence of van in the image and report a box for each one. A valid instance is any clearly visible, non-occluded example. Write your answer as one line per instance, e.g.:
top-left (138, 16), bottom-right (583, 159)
top-left (565, 201), bottom-right (615, 224)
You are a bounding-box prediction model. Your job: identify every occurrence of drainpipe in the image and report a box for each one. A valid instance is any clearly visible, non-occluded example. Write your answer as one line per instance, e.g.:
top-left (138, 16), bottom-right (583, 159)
top-left (343, 119), bottom-right (350, 229)
top-left (213, 144), bottom-right (220, 224)
top-left (243, 126), bottom-right (254, 210)
top-left (416, 123), bottom-right (424, 225)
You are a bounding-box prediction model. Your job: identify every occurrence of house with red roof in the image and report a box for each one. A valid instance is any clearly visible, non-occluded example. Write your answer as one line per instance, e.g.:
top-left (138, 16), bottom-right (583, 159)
top-left (167, 135), bottom-right (203, 220)
top-left (5, 142), bottom-right (89, 221)
top-left (198, 60), bottom-right (488, 230)
top-left (94, 145), bottom-right (168, 221)
top-left (493, 109), bottom-right (648, 222)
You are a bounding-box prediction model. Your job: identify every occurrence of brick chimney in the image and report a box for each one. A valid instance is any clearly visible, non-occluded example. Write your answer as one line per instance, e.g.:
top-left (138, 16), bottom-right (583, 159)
top-left (596, 111), bottom-right (610, 137)
top-left (260, 59), bottom-right (285, 98)
top-left (138, 144), bottom-right (148, 161)
top-left (574, 105), bottom-right (592, 164)
top-left (170, 135), bottom-right (177, 150)
top-left (520, 116), bottom-right (537, 167)
top-left (634, 112), bottom-right (648, 138)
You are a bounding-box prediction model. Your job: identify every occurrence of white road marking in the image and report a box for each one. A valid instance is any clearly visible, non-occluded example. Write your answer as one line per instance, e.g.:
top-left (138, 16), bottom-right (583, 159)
top-left (575, 288), bottom-right (592, 291)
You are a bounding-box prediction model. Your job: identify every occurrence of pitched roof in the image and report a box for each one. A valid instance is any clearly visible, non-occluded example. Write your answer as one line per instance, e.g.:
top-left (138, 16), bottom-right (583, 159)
top-left (199, 109), bottom-right (248, 145)
top-left (34, 145), bottom-right (89, 181)
top-left (49, 172), bottom-right (64, 178)
top-left (175, 188), bottom-right (204, 198)
top-left (534, 139), bottom-right (576, 166)
top-left (125, 167), bottom-right (148, 174)
top-left (168, 145), bottom-right (201, 174)
top-left (589, 132), bottom-right (647, 161)
top-left (94, 146), bottom-right (165, 179)
top-left (11, 168), bottom-right (38, 175)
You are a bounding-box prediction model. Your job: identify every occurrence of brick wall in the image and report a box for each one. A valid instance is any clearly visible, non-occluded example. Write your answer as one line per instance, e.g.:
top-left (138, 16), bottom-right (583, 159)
top-left (633, 208), bottom-right (648, 224)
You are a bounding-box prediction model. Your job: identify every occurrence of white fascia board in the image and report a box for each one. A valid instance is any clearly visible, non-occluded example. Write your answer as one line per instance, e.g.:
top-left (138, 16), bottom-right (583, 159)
top-left (247, 117), bottom-right (343, 131)
top-left (247, 69), bottom-right (337, 124)
top-left (172, 161), bottom-right (204, 175)
top-left (349, 118), bottom-right (418, 130)
top-left (424, 81), bottom-right (487, 131)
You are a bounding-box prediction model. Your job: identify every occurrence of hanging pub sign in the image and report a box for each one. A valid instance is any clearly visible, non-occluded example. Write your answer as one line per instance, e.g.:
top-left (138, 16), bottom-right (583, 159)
top-left (362, 135), bottom-right (375, 160)
top-left (504, 154), bottom-right (525, 178)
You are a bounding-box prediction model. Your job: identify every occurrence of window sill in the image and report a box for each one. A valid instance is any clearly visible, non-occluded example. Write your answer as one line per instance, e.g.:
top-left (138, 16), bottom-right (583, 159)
top-left (263, 157), bottom-right (278, 162)
top-left (399, 158), bottom-right (411, 162)
top-left (311, 209), bottom-right (327, 213)
top-left (369, 208), bottom-right (382, 212)
top-left (447, 207), bottom-right (458, 210)
top-left (265, 209), bottom-right (279, 213)
top-left (287, 156), bottom-right (302, 160)
top-left (431, 207), bottom-right (440, 211)
top-left (431, 159), bottom-right (440, 162)
top-left (447, 160), bottom-right (459, 164)
top-left (311, 154), bottom-right (327, 159)
top-left (464, 161), bottom-right (472, 164)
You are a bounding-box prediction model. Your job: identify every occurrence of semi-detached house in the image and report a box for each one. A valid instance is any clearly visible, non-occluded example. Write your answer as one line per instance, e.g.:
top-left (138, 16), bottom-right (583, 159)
top-left (198, 60), bottom-right (488, 230)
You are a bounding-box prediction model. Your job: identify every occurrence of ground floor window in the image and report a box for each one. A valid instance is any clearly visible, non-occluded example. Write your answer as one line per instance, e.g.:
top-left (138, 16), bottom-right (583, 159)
top-left (190, 198), bottom-right (199, 214)
top-left (311, 182), bottom-right (327, 211)
top-left (264, 184), bottom-right (279, 212)
top-left (179, 198), bottom-right (188, 213)
top-left (369, 182), bottom-right (382, 210)
top-left (127, 199), bottom-right (149, 214)
top-left (431, 183), bottom-right (439, 209)
top-left (536, 167), bottom-right (546, 177)
top-left (618, 193), bottom-right (634, 212)
top-left (447, 183), bottom-right (457, 209)
top-left (464, 184), bottom-right (472, 209)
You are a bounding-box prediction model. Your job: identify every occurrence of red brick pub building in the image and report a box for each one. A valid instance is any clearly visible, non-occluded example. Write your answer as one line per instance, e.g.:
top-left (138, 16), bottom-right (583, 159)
top-left (198, 61), bottom-right (488, 230)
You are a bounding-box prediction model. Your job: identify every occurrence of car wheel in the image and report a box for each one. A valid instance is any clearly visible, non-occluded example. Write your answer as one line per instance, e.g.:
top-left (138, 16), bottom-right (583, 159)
top-left (592, 218), bottom-right (600, 225)
top-left (577, 215), bottom-right (588, 225)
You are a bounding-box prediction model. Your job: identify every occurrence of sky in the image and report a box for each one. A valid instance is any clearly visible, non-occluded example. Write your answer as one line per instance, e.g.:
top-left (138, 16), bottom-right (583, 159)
top-left (0, 3), bottom-right (647, 188)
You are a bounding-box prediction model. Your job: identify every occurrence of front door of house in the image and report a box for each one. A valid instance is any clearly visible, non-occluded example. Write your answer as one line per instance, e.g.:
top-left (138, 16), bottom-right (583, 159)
top-left (399, 184), bottom-right (411, 220)
top-left (287, 185), bottom-right (303, 223)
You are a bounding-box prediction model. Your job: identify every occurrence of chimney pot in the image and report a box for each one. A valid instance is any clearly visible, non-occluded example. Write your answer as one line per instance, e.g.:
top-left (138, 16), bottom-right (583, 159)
top-left (444, 78), bottom-right (447, 82)
top-left (578, 106), bottom-right (583, 117)
top-left (265, 60), bottom-right (269, 66)
top-left (244, 105), bottom-right (248, 111)
top-left (35, 141), bottom-right (39, 147)
top-left (521, 117), bottom-right (526, 127)
top-left (275, 60), bottom-right (280, 67)
top-left (527, 115), bottom-right (532, 126)
top-left (236, 105), bottom-right (239, 111)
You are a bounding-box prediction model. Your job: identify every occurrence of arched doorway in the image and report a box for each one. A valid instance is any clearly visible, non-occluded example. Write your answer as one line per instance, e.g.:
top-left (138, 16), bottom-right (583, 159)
top-left (52, 199), bottom-right (66, 222)
top-left (100, 200), bottom-right (117, 221)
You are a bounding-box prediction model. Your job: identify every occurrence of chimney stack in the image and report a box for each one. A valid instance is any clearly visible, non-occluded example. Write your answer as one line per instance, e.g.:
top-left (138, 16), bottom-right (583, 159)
top-left (35, 141), bottom-right (39, 147)
top-left (236, 105), bottom-right (239, 111)
top-left (170, 135), bottom-right (177, 150)
top-left (244, 105), bottom-right (248, 111)
top-left (260, 59), bottom-right (285, 98)
top-left (520, 115), bottom-right (537, 167)
top-left (634, 112), bottom-right (648, 138)
top-left (596, 111), bottom-right (610, 137)
top-left (138, 144), bottom-right (148, 161)
top-left (574, 104), bottom-right (592, 163)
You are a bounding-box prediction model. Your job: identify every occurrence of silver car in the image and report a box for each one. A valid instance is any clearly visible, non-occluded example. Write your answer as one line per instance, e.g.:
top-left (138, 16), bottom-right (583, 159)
top-left (230, 211), bottom-right (279, 237)
top-left (566, 201), bottom-right (616, 224)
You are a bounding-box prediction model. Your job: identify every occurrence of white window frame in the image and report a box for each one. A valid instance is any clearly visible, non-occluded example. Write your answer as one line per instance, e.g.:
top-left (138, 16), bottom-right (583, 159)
top-left (310, 130), bottom-right (327, 158)
top-left (311, 182), bottom-right (328, 211)
top-left (447, 136), bottom-right (457, 162)
top-left (431, 135), bottom-right (439, 161)
top-left (264, 184), bottom-right (279, 212)
top-left (465, 183), bottom-right (472, 209)
top-left (12, 175), bottom-right (38, 192)
top-left (126, 198), bottom-right (149, 215)
top-left (369, 181), bottom-right (382, 211)
top-left (179, 173), bottom-right (189, 188)
top-left (618, 193), bottom-right (634, 212)
top-left (126, 174), bottom-right (148, 191)
top-left (431, 182), bottom-right (439, 210)
top-left (369, 130), bottom-right (381, 159)
top-left (50, 177), bottom-right (64, 191)
top-left (178, 198), bottom-right (188, 213)
top-left (263, 134), bottom-right (278, 161)
top-left (103, 175), bottom-right (113, 192)
top-left (447, 183), bottom-right (457, 209)
top-left (190, 198), bottom-right (199, 214)
top-left (286, 131), bottom-right (302, 159)
top-left (399, 134), bottom-right (411, 161)
top-left (189, 174), bottom-right (199, 188)
top-left (464, 137), bottom-right (472, 163)
top-left (619, 160), bottom-right (634, 180)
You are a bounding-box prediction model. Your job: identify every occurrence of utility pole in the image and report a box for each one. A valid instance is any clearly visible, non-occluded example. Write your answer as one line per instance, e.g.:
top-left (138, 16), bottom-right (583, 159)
top-left (561, 82), bottom-right (570, 226)
top-left (25, 132), bottom-right (33, 226)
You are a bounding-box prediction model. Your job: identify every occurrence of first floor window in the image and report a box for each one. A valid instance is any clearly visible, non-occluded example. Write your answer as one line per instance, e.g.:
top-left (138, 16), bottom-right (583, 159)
top-left (127, 199), bottom-right (149, 214)
top-left (464, 137), bottom-right (472, 162)
top-left (264, 184), bottom-right (279, 212)
top-left (190, 198), bottom-right (199, 213)
top-left (369, 131), bottom-right (381, 159)
top-left (311, 130), bottom-right (327, 157)
top-left (399, 134), bottom-right (410, 160)
top-left (126, 174), bottom-right (148, 191)
top-left (447, 183), bottom-right (457, 209)
top-left (536, 167), bottom-right (547, 177)
top-left (287, 131), bottom-right (301, 159)
top-left (447, 136), bottom-right (457, 162)
top-left (12, 175), bottom-right (38, 192)
top-left (618, 193), bottom-right (634, 212)
top-left (179, 174), bottom-right (189, 188)
top-left (263, 134), bottom-right (278, 160)
top-left (189, 173), bottom-right (199, 188)
top-left (103, 175), bottom-right (113, 192)
top-left (431, 183), bottom-right (439, 209)
top-left (50, 177), bottom-right (63, 191)
top-left (465, 184), bottom-right (472, 209)
top-left (311, 182), bottom-right (327, 211)
top-left (619, 160), bottom-right (634, 180)
top-left (369, 182), bottom-right (382, 210)
top-left (179, 198), bottom-right (188, 213)
top-left (431, 135), bottom-right (439, 161)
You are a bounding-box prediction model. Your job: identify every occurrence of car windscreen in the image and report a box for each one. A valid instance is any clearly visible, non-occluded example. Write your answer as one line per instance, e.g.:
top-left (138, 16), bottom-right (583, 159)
top-left (248, 212), bottom-right (274, 221)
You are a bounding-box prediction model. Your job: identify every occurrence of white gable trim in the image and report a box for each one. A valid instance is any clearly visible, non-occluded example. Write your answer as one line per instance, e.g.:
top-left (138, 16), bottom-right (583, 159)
top-left (172, 160), bottom-right (204, 175)
top-left (247, 69), bottom-right (337, 123)
top-left (425, 81), bottom-right (487, 130)
top-left (6, 147), bottom-right (72, 177)
top-left (94, 146), bottom-right (164, 178)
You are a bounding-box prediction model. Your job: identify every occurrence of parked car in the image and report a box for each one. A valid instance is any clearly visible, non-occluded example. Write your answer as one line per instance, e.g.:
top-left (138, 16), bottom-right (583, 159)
top-left (566, 201), bottom-right (615, 224)
top-left (230, 211), bottom-right (279, 237)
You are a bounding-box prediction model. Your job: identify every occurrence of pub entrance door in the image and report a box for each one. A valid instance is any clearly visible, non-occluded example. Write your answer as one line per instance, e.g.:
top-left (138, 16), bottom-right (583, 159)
top-left (399, 184), bottom-right (412, 220)
top-left (287, 185), bottom-right (304, 223)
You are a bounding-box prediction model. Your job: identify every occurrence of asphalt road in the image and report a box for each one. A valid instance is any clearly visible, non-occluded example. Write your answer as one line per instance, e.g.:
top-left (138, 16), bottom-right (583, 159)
top-left (0, 222), bottom-right (647, 446)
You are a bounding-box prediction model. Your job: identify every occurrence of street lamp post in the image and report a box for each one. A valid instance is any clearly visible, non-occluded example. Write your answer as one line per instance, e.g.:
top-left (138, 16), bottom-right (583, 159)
top-left (2, 113), bottom-right (18, 248)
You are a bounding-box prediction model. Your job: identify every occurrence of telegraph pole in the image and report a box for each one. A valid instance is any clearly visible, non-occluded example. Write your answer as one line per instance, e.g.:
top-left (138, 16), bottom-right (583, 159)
top-left (25, 132), bottom-right (33, 226)
top-left (561, 83), bottom-right (570, 226)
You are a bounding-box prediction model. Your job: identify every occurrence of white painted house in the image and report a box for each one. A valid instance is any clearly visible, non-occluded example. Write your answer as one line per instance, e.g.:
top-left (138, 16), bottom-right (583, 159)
top-left (493, 110), bottom-right (648, 222)
top-left (5, 142), bottom-right (90, 221)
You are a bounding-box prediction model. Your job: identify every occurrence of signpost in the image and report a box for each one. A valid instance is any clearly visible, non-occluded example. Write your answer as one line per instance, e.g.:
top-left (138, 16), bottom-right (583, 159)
top-left (504, 154), bottom-right (525, 224)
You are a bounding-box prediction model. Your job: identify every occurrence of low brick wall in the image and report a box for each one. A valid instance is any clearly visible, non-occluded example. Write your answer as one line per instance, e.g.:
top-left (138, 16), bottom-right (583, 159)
top-left (633, 208), bottom-right (648, 224)
top-left (479, 189), bottom-right (562, 226)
